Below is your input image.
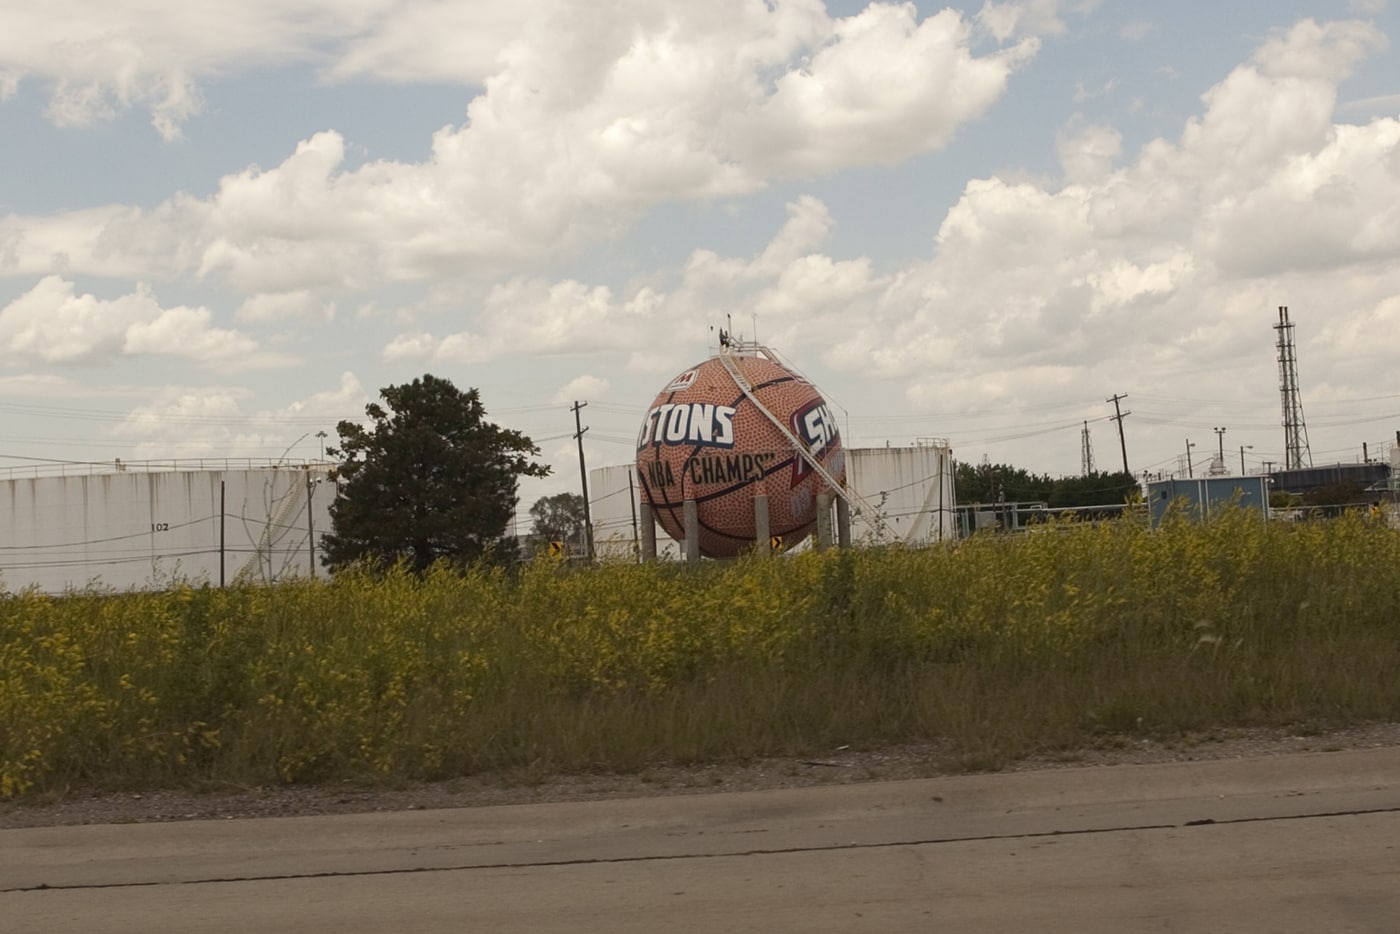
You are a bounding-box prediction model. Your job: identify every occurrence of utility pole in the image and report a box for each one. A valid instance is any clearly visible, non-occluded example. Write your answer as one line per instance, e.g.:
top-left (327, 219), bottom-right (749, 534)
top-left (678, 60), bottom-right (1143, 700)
top-left (1214, 426), bottom-right (1226, 463)
top-left (627, 468), bottom-right (639, 562)
top-left (1185, 439), bottom-right (1196, 478)
top-left (571, 401), bottom-right (594, 561)
top-left (1107, 393), bottom-right (1131, 476)
top-left (306, 470), bottom-right (316, 579)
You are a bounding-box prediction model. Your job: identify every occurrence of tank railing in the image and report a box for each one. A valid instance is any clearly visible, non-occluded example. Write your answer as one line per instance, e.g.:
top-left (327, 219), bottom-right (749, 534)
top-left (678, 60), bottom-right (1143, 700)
top-left (0, 458), bottom-right (338, 481)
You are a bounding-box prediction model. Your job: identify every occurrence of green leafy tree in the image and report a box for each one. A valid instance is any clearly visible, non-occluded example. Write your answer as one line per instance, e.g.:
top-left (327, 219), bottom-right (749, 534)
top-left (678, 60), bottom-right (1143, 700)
top-left (527, 492), bottom-right (587, 553)
top-left (1045, 470), bottom-right (1139, 507)
top-left (1301, 481), bottom-right (1369, 508)
top-left (955, 461), bottom-right (1137, 508)
top-left (323, 375), bottom-right (550, 572)
top-left (954, 461), bottom-right (1053, 504)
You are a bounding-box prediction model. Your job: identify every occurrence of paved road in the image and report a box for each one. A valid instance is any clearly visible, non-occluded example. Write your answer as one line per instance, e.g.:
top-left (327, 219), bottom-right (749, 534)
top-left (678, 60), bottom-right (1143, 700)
top-left (4, 747), bottom-right (1399, 932)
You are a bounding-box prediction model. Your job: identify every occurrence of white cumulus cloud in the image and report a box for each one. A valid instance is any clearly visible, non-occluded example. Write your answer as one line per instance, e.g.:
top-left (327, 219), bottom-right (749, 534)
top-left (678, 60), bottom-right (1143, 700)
top-left (0, 276), bottom-right (271, 368)
top-left (110, 371), bottom-right (367, 460)
top-left (473, 17), bottom-right (1400, 460)
top-left (977, 0), bottom-right (1100, 42)
top-left (1, 2), bottom-right (1040, 297)
top-left (551, 374), bottom-right (611, 405)
top-left (814, 18), bottom-right (1400, 423)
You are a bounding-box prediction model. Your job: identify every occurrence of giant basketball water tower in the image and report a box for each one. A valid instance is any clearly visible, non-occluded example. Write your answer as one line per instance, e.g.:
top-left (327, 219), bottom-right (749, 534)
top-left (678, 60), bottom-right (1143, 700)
top-left (633, 335), bottom-right (883, 558)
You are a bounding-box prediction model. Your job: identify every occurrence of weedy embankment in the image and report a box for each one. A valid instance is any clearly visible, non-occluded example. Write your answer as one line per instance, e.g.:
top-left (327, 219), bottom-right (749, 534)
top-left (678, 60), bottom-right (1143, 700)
top-left (3, 509), bottom-right (1397, 797)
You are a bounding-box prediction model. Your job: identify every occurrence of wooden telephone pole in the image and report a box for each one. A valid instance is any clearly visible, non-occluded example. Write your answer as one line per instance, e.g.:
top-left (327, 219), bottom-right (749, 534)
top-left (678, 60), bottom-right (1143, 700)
top-left (1107, 393), bottom-right (1131, 475)
top-left (572, 401), bottom-right (594, 561)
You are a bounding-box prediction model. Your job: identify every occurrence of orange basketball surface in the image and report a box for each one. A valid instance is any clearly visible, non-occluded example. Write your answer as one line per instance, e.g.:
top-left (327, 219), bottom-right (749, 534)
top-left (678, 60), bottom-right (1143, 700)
top-left (635, 354), bottom-right (845, 557)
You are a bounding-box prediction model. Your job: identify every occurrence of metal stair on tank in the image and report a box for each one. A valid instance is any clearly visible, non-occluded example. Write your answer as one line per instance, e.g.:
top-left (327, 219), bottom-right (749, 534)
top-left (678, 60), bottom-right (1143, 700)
top-left (716, 345), bottom-right (891, 544)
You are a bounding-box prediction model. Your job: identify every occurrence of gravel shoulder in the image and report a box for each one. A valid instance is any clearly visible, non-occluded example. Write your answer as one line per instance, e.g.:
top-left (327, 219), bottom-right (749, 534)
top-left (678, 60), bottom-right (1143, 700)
top-left (5, 721), bottom-right (1400, 830)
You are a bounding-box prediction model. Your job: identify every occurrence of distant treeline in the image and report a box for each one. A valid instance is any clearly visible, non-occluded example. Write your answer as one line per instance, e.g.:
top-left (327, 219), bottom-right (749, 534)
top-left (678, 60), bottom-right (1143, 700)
top-left (955, 463), bottom-right (1137, 508)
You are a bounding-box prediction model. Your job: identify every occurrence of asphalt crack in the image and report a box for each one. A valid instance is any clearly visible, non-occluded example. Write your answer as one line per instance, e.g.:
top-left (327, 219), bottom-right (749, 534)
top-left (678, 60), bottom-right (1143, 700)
top-left (8, 805), bottom-right (1400, 894)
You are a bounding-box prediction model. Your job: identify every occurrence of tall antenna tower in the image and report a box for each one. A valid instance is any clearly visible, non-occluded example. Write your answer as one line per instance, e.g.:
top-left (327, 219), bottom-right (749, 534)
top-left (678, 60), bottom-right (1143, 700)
top-left (1080, 421), bottom-right (1095, 476)
top-left (1274, 305), bottom-right (1312, 470)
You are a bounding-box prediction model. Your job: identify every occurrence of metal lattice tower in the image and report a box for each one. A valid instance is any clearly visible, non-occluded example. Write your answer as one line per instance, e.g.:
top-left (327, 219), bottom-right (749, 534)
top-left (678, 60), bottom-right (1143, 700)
top-left (1274, 305), bottom-right (1312, 470)
top-left (1080, 421), bottom-right (1095, 476)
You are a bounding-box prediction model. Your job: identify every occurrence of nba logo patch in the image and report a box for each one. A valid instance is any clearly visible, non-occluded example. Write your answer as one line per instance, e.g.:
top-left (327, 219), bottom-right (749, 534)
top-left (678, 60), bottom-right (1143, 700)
top-left (665, 369), bottom-right (699, 392)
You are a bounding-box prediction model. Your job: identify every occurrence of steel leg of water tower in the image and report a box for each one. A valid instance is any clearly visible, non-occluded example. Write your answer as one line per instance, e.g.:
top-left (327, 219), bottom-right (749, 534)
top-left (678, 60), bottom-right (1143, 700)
top-left (753, 494), bottom-right (770, 557)
top-left (684, 499), bottom-right (700, 563)
top-left (815, 493), bottom-right (832, 551)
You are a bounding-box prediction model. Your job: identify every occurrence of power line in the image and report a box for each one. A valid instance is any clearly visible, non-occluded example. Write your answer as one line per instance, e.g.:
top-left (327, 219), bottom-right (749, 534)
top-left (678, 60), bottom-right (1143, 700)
top-left (0, 514), bottom-right (217, 551)
top-left (0, 400), bottom-right (359, 428)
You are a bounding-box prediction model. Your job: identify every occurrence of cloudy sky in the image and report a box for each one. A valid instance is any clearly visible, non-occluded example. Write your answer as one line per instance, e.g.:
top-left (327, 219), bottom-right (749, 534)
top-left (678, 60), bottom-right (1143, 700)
top-left (2, 0), bottom-right (1398, 516)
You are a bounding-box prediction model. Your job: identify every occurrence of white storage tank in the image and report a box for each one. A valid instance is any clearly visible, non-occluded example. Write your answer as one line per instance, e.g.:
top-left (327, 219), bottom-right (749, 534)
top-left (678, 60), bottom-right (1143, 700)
top-left (845, 443), bottom-right (956, 545)
top-left (587, 464), bottom-right (681, 561)
top-left (0, 465), bottom-right (334, 593)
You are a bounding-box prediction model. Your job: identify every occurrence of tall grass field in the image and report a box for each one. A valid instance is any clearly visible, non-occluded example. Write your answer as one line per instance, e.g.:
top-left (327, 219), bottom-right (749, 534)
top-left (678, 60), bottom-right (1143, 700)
top-left (3, 509), bottom-right (1398, 798)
